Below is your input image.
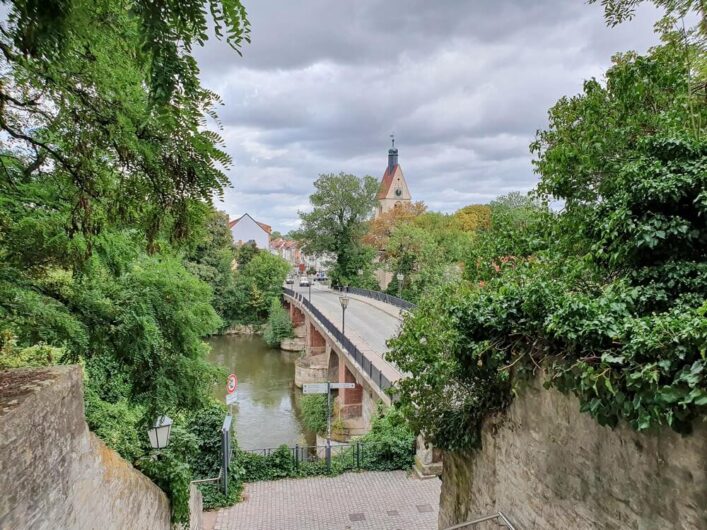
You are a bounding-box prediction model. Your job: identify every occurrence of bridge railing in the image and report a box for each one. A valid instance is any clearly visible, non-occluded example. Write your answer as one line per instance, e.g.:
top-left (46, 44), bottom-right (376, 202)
top-left (332, 285), bottom-right (416, 310)
top-left (283, 288), bottom-right (393, 392)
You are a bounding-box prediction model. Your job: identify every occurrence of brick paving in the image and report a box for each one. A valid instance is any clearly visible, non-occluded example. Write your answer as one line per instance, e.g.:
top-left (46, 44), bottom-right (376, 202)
top-left (212, 471), bottom-right (441, 530)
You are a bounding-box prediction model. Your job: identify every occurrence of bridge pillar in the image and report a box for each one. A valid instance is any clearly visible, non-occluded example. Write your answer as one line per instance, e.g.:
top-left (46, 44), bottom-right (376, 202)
top-left (290, 305), bottom-right (305, 327)
top-left (338, 363), bottom-right (363, 420)
top-left (306, 318), bottom-right (326, 356)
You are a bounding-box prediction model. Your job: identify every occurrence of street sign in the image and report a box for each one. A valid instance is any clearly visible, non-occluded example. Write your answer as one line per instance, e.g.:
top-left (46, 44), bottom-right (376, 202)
top-left (329, 382), bottom-right (356, 389)
top-left (302, 382), bottom-right (329, 394)
top-left (226, 373), bottom-right (238, 394)
top-left (226, 392), bottom-right (238, 405)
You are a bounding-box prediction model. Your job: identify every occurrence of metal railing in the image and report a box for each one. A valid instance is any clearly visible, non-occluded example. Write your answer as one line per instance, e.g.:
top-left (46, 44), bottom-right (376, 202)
top-left (333, 285), bottom-right (416, 310)
top-left (241, 439), bottom-right (415, 473)
top-left (442, 512), bottom-right (517, 530)
top-left (283, 288), bottom-right (393, 392)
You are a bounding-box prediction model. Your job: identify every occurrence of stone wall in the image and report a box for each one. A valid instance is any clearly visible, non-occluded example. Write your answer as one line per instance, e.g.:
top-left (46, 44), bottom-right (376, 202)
top-left (438, 375), bottom-right (707, 530)
top-left (0, 366), bottom-right (173, 530)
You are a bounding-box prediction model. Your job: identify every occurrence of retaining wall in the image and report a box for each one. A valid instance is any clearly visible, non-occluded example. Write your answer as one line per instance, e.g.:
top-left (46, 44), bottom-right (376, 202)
top-left (438, 375), bottom-right (707, 529)
top-left (0, 366), bottom-right (173, 530)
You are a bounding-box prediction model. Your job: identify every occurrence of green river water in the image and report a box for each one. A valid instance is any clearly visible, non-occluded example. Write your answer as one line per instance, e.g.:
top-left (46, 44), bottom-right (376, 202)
top-left (207, 335), bottom-right (317, 450)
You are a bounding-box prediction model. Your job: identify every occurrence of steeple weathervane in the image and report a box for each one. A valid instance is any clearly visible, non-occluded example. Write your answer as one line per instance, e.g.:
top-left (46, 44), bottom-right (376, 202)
top-left (390, 133), bottom-right (395, 148)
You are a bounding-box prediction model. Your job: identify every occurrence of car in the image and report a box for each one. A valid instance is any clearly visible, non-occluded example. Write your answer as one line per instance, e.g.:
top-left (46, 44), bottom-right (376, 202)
top-left (285, 277), bottom-right (294, 285)
top-left (299, 276), bottom-right (310, 287)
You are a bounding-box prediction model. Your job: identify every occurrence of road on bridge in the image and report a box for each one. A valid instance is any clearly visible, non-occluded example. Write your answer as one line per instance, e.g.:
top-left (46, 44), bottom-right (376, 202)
top-left (291, 283), bottom-right (404, 380)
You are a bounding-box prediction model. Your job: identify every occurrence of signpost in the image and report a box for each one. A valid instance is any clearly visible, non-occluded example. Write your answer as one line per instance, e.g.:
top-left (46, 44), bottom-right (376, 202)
top-left (330, 382), bottom-right (356, 390)
top-left (302, 382), bottom-right (329, 394)
top-left (302, 381), bottom-right (357, 469)
top-left (221, 414), bottom-right (232, 495)
top-left (226, 373), bottom-right (238, 407)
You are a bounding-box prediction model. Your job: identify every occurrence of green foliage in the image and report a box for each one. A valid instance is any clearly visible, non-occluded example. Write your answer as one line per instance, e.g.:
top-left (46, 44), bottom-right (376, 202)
top-left (355, 406), bottom-right (415, 471)
top-left (237, 406), bottom-right (414, 482)
top-left (263, 299), bottom-right (294, 347)
top-left (299, 394), bottom-right (328, 435)
top-left (0, 0), bottom-right (250, 524)
top-left (0, 330), bottom-right (65, 369)
top-left (295, 173), bottom-right (379, 286)
top-left (231, 252), bottom-right (291, 325)
top-left (184, 209), bottom-right (239, 329)
top-left (379, 212), bottom-right (472, 303)
top-left (388, 39), bottom-right (707, 451)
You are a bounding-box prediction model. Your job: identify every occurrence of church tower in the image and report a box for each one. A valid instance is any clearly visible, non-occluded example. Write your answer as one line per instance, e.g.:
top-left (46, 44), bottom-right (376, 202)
top-left (375, 138), bottom-right (411, 218)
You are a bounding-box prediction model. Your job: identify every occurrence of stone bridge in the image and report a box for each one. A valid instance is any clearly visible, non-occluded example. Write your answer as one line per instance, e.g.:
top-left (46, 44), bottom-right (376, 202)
top-left (283, 284), bottom-right (442, 476)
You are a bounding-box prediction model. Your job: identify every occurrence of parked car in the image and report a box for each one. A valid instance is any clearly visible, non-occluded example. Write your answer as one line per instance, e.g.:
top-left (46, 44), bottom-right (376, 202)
top-left (299, 276), bottom-right (310, 287)
top-left (285, 277), bottom-right (294, 285)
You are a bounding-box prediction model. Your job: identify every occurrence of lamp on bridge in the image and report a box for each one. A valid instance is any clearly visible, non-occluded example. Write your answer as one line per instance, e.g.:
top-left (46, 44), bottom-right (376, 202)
top-left (396, 272), bottom-right (404, 297)
top-left (148, 415), bottom-right (173, 449)
top-left (338, 291), bottom-right (349, 335)
top-left (308, 272), bottom-right (314, 301)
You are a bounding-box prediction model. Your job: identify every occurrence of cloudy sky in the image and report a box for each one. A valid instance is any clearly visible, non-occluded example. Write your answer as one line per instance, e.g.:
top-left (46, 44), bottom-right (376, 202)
top-left (194, 0), bottom-right (662, 233)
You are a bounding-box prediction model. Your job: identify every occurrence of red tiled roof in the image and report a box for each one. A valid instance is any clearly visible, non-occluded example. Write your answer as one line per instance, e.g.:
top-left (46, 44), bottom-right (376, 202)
top-left (228, 214), bottom-right (272, 234)
top-left (377, 164), bottom-right (398, 199)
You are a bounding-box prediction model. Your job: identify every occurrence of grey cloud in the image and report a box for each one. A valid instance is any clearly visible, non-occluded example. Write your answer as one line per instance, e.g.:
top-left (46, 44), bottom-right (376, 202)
top-left (198, 0), bottom-right (662, 232)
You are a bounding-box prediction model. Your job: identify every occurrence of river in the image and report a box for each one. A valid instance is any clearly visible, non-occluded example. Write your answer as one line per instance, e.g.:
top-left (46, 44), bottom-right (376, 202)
top-left (207, 334), bottom-right (316, 450)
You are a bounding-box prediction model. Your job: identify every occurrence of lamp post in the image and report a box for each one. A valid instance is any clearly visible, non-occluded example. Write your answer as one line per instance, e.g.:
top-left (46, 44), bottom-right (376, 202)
top-left (396, 272), bottom-right (404, 298)
top-left (339, 291), bottom-right (349, 335)
top-left (147, 415), bottom-right (173, 450)
top-left (308, 273), bottom-right (313, 301)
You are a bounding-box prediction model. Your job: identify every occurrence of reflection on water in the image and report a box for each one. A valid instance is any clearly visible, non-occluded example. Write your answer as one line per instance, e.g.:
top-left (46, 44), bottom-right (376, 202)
top-left (207, 335), bottom-right (316, 450)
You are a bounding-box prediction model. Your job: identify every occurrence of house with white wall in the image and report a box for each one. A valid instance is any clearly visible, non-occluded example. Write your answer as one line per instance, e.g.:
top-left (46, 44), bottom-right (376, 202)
top-left (229, 213), bottom-right (271, 250)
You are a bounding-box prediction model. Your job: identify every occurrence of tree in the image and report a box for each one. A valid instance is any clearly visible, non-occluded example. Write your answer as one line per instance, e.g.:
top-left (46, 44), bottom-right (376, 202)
top-left (0, 0), bottom-right (247, 248)
top-left (230, 252), bottom-right (291, 324)
top-left (588, 0), bottom-right (705, 35)
top-left (363, 201), bottom-right (427, 250)
top-left (295, 173), bottom-right (379, 286)
top-left (389, 38), bottom-right (707, 451)
top-left (0, 1), bottom-right (250, 521)
top-left (452, 204), bottom-right (491, 233)
top-left (184, 209), bottom-right (238, 328)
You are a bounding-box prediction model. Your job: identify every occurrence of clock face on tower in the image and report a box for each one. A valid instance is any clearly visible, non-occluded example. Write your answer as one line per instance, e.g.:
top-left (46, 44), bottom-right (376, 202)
top-left (394, 187), bottom-right (402, 197)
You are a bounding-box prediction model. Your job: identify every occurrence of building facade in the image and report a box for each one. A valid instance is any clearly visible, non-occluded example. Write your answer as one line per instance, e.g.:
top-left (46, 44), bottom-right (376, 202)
top-left (229, 213), bottom-right (271, 250)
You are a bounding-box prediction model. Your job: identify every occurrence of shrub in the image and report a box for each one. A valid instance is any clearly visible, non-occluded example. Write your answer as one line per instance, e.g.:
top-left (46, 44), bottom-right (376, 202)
top-left (299, 394), bottom-right (328, 435)
top-left (263, 298), bottom-right (293, 347)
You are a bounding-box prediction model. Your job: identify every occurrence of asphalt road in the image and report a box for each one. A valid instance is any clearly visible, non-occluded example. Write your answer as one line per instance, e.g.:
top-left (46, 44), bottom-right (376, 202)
top-left (291, 284), bottom-right (402, 358)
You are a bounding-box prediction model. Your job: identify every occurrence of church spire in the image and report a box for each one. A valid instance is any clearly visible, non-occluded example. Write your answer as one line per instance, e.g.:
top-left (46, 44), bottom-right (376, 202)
top-left (387, 134), bottom-right (398, 171)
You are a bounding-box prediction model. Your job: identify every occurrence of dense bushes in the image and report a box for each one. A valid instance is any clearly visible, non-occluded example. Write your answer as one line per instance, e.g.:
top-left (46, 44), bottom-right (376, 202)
top-left (237, 407), bottom-right (415, 482)
top-left (388, 39), bottom-right (707, 451)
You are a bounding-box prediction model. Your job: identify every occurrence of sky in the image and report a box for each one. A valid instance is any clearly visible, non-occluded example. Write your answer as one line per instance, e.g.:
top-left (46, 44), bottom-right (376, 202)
top-left (194, 0), bottom-right (663, 233)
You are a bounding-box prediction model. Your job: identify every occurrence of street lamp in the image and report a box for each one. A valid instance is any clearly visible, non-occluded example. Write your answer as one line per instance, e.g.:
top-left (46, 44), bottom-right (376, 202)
top-left (396, 272), bottom-right (404, 298)
top-left (308, 272), bottom-right (313, 301)
top-left (339, 291), bottom-right (349, 335)
top-left (147, 415), bottom-right (173, 449)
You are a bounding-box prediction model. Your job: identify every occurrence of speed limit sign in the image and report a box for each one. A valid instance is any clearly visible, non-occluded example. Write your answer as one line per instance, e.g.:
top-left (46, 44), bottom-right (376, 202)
top-left (226, 373), bottom-right (238, 395)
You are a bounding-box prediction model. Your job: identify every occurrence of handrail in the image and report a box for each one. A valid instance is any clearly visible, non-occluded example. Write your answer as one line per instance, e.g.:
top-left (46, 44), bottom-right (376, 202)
top-left (332, 285), bottom-right (416, 310)
top-left (442, 512), bottom-right (517, 530)
top-left (283, 288), bottom-right (393, 392)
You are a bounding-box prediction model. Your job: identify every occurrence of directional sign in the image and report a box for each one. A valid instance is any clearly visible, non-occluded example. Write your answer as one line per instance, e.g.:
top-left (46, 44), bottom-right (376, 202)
top-left (302, 382), bottom-right (329, 394)
top-left (226, 373), bottom-right (238, 394)
top-left (226, 392), bottom-right (238, 405)
top-left (330, 382), bottom-right (356, 389)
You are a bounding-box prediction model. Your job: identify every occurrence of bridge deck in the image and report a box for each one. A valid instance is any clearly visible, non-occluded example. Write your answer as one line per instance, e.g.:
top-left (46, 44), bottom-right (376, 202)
top-left (290, 284), bottom-right (403, 384)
